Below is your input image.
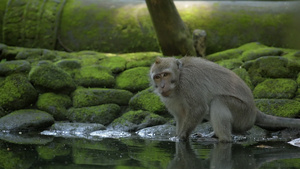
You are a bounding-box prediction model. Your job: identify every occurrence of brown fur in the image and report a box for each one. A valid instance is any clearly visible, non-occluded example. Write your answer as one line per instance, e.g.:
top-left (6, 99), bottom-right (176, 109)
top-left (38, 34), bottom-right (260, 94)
top-left (150, 57), bottom-right (300, 142)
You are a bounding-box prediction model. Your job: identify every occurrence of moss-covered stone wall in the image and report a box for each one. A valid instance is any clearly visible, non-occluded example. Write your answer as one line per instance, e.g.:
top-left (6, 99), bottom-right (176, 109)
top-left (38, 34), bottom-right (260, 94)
top-left (0, 1), bottom-right (299, 54)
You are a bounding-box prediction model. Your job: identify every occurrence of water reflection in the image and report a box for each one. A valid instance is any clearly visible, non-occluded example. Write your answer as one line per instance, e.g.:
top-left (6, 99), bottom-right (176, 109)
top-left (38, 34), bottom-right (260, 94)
top-left (1, 133), bottom-right (300, 168)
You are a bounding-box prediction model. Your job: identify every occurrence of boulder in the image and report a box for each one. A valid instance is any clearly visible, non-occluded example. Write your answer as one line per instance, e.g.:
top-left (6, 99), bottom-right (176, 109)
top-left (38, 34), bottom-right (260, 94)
top-left (74, 65), bottom-right (115, 88)
top-left (72, 88), bottom-right (133, 108)
top-left (0, 109), bottom-right (54, 131)
top-left (29, 64), bottom-right (76, 93)
top-left (120, 52), bottom-right (161, 69)
top-left (109, 110), bottom-right (167, 132)
top-left (216, 59), bottom-right (243, 70)
top-left (0, 74), bottom-right (38, 111)
top-left (255, 99), bottom-right (300, 118)
top-left (99, 56), bottom-right (126, 74)
top-left (206, 48), bottom-right (243, 62)
top-left (67, 104), bottom-right (121, 125)
top-left (0, 60), bottom-right (31, 76)
top-left (241, 47), bottom-right (283, 61)
top-left (129, 88), bottom-right (167, 115)
top-left (253, 79), bottom-right (297, 99)
top-left (36, 93), bottom-right (72, 120)
top-left (115, 67), bottom-right (150, 92)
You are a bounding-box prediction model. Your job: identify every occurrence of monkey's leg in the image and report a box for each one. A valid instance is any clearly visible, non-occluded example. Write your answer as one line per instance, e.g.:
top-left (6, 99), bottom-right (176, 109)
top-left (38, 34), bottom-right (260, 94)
top-left (210, 98), bottom-right (233, 142)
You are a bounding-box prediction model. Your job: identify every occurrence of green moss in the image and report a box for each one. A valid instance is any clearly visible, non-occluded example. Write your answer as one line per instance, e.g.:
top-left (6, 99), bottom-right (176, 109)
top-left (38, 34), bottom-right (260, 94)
top-left (241, 47), bottom-right (283, 62)
top-left (99, 56), bottom-right (126, 74)
top-left (129, 88), bottom-right (167, 115)
top-left (253, 79), bottom-right (297, 99)
top-left (255, 99), bottom-right (300, 118)
top-left (0, 60), bottom-right (31, 76)
top-left (232, 68), bottom-right (254, 90)
top-left (72, 87), bottom-right (133, 108)
top-left (216, 59), bottom-right (243, 70)
top-left (237, 42), bottom-right (267, 51)
top-left (29, 64), bottom-right (76, 93)
top-left (36, 93), bottom-right (72, 120)
top-left (115, 67), bottom-right (150, 92)
top-left (0, 74), bottom-right (37, 111)
top-left (206, 48), bottom-right (243, 62)
top-left (67, 104), bottom-right (121, 125)
top-left (55, 59), bottom-right (81, 69)
top-left (74, 65), bottom-right (115, 88)
top-left (120, 52), bottom-right (162, 69)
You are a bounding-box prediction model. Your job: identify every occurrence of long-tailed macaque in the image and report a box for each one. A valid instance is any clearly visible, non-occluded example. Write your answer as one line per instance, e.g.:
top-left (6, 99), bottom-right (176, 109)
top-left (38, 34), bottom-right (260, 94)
top-left (150, 57), bottom-right (300, 142)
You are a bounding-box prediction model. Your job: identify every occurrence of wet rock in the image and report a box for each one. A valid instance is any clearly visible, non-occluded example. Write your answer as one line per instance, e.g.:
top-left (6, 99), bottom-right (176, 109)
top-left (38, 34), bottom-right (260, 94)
top-left (109, 110), bottom-right (167, 132)
top-left (244, 56), bottom-right (298, 85)
top-left (0, 132), bottom-right (53, 145)
top-left (253, 79), bottom-right (297, 99)
top-left (255, 99), bottom-right (300, 118)
top-left (115, 67), bottom-right (150, 92)
top-left (67, 104), bottom-right (121, 125)
top-left (99, 56), bottom-right (126, 74)
top-left (72, 88), bottom-right (133, 108)
top-left (216, 59), bottom-right (243, 70)
top-left (136, 124), bottom-right (176, 139)
top-left (36, 142), bottom-right (71, 160)
top-left (0, 74), bottom-right (38, 111)
top-left (241, 47), bottom-right (283, 61)
top-left (129, 88), bottom-right (167, 115)
top-left (0, 109), bottom-right (54, 131)
top-left (29, 64), bottom-right (76, 93)
top-left (232, 68), bottom-right (254, 90)
top-left (206, 48), bottom-right (243, 62)
top-left (36, 93), bottom-right (72, 120)
top-left (0, 60), bottom-right (31, 76)
top-left (90, 130), bottom-right (131, 139)
top-left (74, 65), bottom-right (115, 88)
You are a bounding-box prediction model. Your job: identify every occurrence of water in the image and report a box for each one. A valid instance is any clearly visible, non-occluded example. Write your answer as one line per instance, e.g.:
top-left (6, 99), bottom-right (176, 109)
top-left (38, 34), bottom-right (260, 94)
top-left (1, 132), bottom-right (300, 169)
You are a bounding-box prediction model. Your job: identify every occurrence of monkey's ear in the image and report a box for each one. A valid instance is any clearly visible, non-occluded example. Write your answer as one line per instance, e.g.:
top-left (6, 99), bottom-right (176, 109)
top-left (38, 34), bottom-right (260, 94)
top-left (176, 59), bottom-right (182, 69)
top-left (155, 57), bottom-right (162, 64)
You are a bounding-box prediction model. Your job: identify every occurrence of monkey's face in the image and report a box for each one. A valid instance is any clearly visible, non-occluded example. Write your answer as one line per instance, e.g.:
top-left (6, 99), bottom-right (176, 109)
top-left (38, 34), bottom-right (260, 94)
top-left (150, 57), bottom-right (181, 98)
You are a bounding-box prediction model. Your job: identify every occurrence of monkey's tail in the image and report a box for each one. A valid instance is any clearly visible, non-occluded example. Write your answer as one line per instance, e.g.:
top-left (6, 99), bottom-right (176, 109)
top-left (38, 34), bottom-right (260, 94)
top-left (255, 110), bottom-right (300, 130)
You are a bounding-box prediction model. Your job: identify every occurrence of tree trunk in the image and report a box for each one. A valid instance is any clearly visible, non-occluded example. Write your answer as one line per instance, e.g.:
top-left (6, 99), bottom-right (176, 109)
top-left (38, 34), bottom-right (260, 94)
top-left (145, 0), bottom-right (196, 56)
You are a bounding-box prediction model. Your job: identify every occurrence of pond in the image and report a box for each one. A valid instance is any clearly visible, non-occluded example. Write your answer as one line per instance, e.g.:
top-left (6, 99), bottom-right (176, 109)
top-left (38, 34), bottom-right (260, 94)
top-left (1, 130), bottom-right (300, 169)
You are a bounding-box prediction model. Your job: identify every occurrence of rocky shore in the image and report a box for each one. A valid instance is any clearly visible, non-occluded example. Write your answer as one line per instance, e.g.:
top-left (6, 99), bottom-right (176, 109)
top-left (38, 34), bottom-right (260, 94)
top-left (0, 42), bottom-right (300, 140)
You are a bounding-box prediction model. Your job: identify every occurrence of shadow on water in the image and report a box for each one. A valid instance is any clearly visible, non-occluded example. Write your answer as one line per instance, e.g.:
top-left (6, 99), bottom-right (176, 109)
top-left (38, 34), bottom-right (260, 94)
top-left (1, 132), bottom-right (300, 169)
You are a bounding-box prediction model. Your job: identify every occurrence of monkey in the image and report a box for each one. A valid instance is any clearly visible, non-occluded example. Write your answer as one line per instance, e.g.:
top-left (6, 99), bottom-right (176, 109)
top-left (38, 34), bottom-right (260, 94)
top-left (150, 57), bottom-right (300, 142)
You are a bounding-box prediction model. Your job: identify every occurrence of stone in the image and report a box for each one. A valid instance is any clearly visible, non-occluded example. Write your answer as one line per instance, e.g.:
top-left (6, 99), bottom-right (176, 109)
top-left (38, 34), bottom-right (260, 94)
top-left (36, 93), bottom-right (72, 120)
top-left (115, 67), bottom-right (150, 92)
top-left (0, 60), bottom-right (31, 76)
top-left (109, 110), bottom-right (167, 132)
top-left (0, 109), bottom-right (54, 131)
top-left (136, 124), bottom-right (176, 139)
top-left (121, 52), bottom-right (161, 69)
top-left (241, 47), bottom-right (283, 61)
top-left (29, 64), bottom-right (76, 93)
top-left (0, 74), bottom-right (38, 111)
top-left (129, 88), bottom-right (167, 115)
top-left (237, 42), bottom-right (267, 51)
top-left (206, 48), bottom-right (243, 62)
top-left (216, 59), bottom-right (243, 70)
top-left (99, 56), bottom-right (126, 74)
top-left (74, 65), bottom-right (115, 88)
top-left (255, 99), bottom-right (300, 118)
top-left (72, 88), bottom-right (133, 108)
top-left (67, 104), bottom-right (121, 125)
top-left (232, 68), bottom-right (254, 90)
top-left (253, 79), bottom-right (297, 99)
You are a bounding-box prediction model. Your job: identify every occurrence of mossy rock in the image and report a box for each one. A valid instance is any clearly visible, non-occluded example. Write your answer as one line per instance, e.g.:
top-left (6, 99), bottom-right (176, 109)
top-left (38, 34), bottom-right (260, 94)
top-left (67, 104), bottom-right (121, 125)
top-left (99, 56), bottom-right (126, 74)
top-left (0, 60), bottom-right (31, 76)
top-left (1, 46), bottom-right (23, 60)
top-left (255, 99), bottom-right (300, 118)
top-left (0, 109), bottom-right (54, 131)
top-left (245, 56), bottom-right (295, 86)
top-left (253, 79), bottom-right (297, 99)
top-left (29, 64), bottom-right (76, 93)
top-left (74, 65), bottom-right (115, 88)
top-left (216, 59), bottom-right (243, 70)
top-left (206, 48), bottom-right (243, 62)
top-left (120, 52), bottom-right (161, 69)
top-left (16, 49), bottom-right (58, 61)
top-left (294, 73), bottom-right (300, 101)
top-left (237, 42), bottom-right (267, 51)
top-left (0, 74), bottom-right (38, 111)
top-left (115, 67), bottom-right (150, 92)
top-left (109, 110), bottom-right (167, 132)
top-left (232, 68), bottom-right (254, 90)
top-left (72, 88), bottom-right (133, 108)
top-left (129, 88), bottom-right (167, 115)
top-left (36, 143), bottom-right (71, 160)
top-left (55, 59), bottom-right (81, 70)
top-left (36, 93), bottom-right (72, 120)
top-left (241, 47), bottom-right (283, 62)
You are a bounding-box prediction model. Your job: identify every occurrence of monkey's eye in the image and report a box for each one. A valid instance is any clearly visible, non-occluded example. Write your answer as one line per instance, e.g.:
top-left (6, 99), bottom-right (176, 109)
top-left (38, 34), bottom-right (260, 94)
top-left (154, 75), bottom-right (160, 80)
top-left (162, 73), bottom-right (170, 77)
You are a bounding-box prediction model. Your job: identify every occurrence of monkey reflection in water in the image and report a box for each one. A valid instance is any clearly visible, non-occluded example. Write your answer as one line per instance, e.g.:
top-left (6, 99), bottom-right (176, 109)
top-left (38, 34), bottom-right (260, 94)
top-left (150, 57), bottom-right (300, 142)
